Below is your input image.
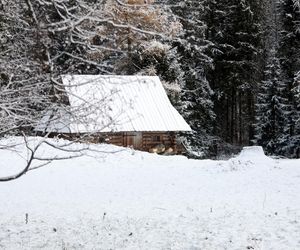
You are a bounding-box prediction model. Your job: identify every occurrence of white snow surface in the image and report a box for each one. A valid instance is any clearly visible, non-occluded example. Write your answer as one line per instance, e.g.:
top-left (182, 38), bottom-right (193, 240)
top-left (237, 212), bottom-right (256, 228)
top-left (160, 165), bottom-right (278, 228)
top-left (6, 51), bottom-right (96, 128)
top-left (36, 75), bottom-right (191, 133)
top-left (0, 137), bottom-right (300, 249)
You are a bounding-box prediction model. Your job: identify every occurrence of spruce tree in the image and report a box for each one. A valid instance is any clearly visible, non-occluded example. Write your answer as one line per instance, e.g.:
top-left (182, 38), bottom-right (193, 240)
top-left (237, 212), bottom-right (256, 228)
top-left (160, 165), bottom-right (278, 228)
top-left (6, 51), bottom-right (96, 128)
top-left (167, 0), bottom-right (216, 157)
top-left (275, 0), bottom-right (300, 157)
top-left (254, 51), bottom-right (290, 155)
top-left (205, 0), bottom-right (263, 146)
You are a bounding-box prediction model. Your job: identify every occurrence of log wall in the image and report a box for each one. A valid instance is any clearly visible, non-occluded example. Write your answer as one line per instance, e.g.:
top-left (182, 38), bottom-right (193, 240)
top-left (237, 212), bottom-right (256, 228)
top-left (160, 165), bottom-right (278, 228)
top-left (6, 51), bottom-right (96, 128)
top-left (41, 131), bottom-right (182, 154)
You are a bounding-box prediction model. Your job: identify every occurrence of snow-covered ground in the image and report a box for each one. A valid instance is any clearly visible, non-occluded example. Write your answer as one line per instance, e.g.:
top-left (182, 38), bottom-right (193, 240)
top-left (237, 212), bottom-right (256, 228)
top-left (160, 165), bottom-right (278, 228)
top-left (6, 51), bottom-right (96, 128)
top-left (0, 137), bottom-right (299, 249)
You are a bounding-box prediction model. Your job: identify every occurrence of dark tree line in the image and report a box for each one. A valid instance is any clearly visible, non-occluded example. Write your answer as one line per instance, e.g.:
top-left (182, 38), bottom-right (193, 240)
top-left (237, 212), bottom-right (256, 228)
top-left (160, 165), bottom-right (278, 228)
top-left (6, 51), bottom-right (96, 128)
top-left (168, 0), bottom-right (299, 158)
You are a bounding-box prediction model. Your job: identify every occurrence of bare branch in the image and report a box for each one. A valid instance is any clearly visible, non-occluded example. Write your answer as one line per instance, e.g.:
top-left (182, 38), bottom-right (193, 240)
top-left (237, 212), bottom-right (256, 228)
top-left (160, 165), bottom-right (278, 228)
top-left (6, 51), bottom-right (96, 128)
top-left (24, 0), bottom-right (39, 26)
top-left (0, 135), bottom-right (39, 182)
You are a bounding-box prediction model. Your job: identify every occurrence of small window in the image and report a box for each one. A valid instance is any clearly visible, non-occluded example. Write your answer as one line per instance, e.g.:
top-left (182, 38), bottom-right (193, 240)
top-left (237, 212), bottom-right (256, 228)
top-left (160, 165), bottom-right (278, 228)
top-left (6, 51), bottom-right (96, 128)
top-left (153, 135), bottom-right (161, 142)
top-left (98, 137), bottom-right (106, 143)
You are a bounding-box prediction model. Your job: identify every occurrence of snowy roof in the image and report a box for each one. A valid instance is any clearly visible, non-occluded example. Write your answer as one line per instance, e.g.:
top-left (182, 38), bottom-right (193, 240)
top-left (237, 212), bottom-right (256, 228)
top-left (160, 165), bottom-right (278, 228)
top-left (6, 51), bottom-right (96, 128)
top-left (36, 75), bottom-right (191, 133)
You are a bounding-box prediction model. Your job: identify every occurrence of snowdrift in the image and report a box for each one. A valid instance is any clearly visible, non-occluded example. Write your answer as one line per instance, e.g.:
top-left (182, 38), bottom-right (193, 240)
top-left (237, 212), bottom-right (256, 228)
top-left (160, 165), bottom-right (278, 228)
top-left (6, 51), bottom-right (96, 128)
top-left (225, 146), bottom-right (274, 171)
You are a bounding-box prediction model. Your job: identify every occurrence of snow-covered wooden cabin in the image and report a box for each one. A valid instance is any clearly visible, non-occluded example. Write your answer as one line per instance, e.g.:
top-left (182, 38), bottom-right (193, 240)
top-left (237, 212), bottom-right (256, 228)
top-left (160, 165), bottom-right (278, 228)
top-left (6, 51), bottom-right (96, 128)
top-left (35, 75), bottom-right (191, 153)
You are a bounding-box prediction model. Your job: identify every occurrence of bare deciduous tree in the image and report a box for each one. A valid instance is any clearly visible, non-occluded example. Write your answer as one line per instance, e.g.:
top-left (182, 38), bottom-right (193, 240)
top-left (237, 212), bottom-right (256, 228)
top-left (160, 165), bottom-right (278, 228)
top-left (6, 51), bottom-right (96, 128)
top-left (0, 0), bottom-right (181, 181)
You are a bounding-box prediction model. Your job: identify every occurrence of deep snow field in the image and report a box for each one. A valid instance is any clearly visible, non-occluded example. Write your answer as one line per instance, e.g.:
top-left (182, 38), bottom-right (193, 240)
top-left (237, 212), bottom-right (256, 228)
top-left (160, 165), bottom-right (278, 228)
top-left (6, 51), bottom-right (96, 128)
top-left (0, 137), bottom-right (299, 250)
